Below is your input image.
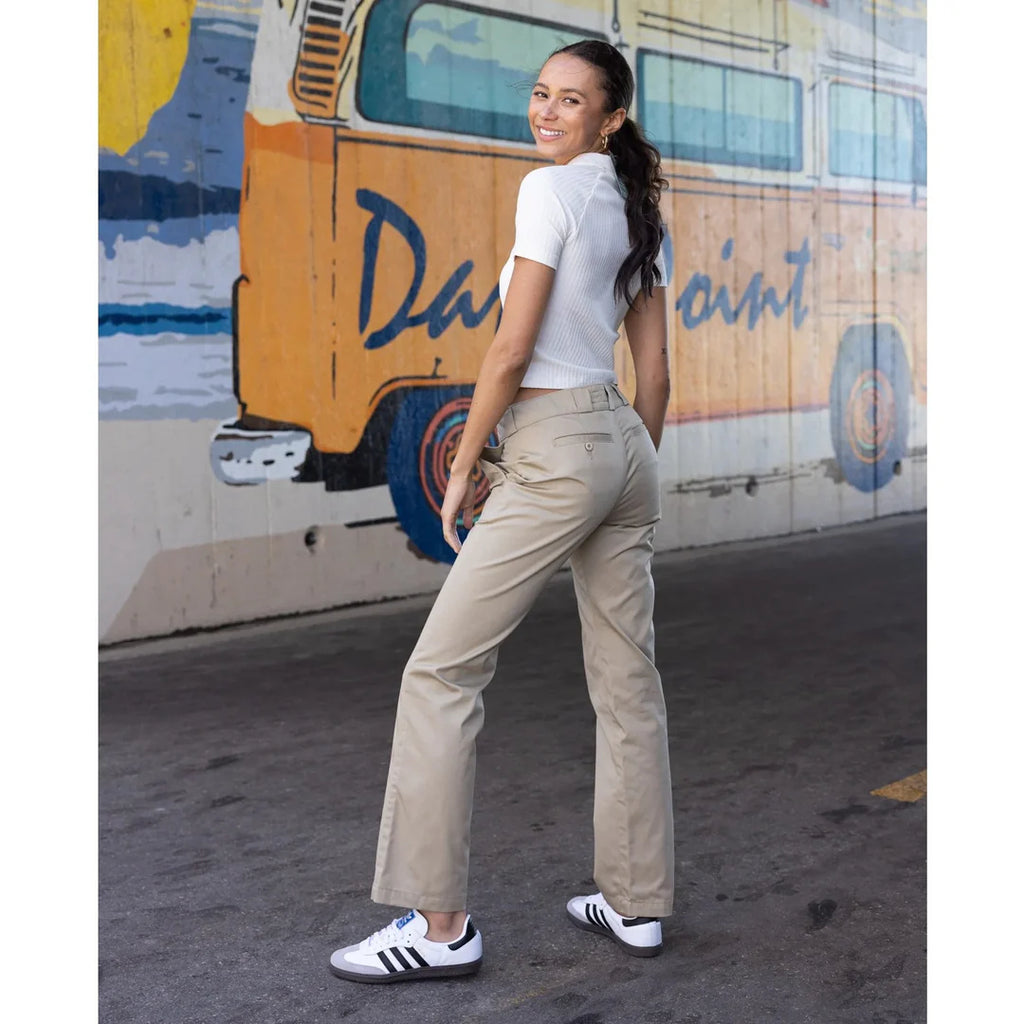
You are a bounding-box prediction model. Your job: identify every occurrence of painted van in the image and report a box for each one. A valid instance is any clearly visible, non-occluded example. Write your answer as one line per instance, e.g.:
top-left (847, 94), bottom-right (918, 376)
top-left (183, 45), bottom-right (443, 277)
top-left (211, 0), bottom-right (926, 564)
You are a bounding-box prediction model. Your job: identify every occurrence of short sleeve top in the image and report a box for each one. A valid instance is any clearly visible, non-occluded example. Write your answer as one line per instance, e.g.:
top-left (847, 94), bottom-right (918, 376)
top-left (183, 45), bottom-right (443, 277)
top-left (498, 152), bottom-right (668, 389)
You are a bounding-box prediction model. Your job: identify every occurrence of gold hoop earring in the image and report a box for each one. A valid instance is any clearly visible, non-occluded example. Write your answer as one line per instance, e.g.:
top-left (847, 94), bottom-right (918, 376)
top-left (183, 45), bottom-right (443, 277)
top-left (600, 134), bottom-right (608, 151)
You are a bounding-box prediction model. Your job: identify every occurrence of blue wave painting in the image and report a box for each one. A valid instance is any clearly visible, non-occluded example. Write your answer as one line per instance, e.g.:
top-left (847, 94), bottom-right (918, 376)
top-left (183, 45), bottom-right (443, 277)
top-left (99, 14), bottom-right (256, 421)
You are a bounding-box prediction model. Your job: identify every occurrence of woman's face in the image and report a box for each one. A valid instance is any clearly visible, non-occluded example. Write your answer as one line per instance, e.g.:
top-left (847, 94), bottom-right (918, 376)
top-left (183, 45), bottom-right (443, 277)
top-left (529, 54), bottom-right (624, 165)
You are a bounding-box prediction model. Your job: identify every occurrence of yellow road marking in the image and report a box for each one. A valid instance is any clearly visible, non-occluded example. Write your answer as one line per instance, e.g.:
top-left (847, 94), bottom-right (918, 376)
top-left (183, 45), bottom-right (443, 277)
top-left (871, 770), bottom-right (927, 802)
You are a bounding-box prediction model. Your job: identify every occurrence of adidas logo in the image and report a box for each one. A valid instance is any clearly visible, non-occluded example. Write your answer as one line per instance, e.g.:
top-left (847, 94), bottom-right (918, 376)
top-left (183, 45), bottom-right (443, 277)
top-left (395, 910), bottom-right (416, 930)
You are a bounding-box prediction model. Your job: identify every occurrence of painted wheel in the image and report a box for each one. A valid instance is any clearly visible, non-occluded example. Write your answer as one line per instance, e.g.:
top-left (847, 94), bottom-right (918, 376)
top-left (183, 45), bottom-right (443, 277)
top-left (829, 326), bottom-right (911, 493)
top-left (386, 387), bottom-right (492, 564)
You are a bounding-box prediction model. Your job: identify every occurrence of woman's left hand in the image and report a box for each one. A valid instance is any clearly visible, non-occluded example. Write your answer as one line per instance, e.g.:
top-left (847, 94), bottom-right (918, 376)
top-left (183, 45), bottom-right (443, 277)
top-left (440, 469), bottom-right (476, 554)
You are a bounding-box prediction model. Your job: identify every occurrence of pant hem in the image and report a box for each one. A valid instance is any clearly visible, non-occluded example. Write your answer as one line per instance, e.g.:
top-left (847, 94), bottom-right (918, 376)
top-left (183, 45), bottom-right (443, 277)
top-left (600, 892), bottom-right (674, 918)
top-left (371, 884), bottom-right (468, 913)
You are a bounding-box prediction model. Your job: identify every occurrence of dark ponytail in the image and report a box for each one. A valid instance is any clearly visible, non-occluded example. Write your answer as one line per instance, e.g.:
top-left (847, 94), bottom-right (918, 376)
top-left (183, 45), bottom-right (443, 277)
top-left (607, 116), bottom-right (667, 305)
top-left (551, 40), bottom-right (668, 306)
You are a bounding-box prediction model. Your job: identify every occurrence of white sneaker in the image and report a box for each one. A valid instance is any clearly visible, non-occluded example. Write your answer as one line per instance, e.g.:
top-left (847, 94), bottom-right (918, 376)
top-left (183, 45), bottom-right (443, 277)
top-left (566, 892), bottom-right (663, 957)
top-left (329, 909), bottom-right (483, 983)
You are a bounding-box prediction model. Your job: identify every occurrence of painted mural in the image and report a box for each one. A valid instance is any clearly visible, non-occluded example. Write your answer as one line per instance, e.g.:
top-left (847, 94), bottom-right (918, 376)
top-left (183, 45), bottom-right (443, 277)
top-left (99, 0), bottom-right (927, 642)
top-left (99, 0), bottom-right (257, 419)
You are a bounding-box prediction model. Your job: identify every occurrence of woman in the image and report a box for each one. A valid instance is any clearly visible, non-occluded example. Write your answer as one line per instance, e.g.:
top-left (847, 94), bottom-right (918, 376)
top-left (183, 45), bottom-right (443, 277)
top-left (330, 39), bottom-right (674, 983)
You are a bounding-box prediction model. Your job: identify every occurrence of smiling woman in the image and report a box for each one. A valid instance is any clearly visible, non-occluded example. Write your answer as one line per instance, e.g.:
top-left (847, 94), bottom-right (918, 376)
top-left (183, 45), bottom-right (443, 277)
top-left (330, 36), bottom-right (675, 985)
top-left (528, 53), bottom-right (623, 166)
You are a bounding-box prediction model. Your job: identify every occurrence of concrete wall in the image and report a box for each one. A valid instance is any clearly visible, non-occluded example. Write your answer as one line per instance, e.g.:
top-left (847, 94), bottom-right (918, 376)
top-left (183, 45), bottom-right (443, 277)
top-left (99, 0), bottom-right (927, 643)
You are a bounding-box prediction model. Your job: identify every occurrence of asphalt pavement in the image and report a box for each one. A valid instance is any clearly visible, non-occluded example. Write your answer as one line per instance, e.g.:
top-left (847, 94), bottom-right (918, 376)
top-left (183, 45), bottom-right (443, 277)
top-left (99, 513), bottom-right (926, 1024)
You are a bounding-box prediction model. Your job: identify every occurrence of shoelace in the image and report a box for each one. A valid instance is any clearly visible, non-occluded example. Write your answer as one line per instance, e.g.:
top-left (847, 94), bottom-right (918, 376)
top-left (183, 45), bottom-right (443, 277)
top-left (363, 918), bottom-right (406, 951)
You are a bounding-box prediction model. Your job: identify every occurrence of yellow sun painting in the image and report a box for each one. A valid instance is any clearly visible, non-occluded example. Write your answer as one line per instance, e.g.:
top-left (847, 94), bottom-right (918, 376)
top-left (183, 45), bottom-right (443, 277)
top-left (98, 0), bottom-right (198, 155)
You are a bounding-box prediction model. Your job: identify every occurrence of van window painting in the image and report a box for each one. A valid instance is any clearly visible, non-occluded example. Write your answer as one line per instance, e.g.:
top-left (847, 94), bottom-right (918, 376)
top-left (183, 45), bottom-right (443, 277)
top-left (360, 0), bottom-right (592, 140)
top-left (829, 82), bottom-right (926, 185)
top-left (639, 51), bottom-right (802, 171)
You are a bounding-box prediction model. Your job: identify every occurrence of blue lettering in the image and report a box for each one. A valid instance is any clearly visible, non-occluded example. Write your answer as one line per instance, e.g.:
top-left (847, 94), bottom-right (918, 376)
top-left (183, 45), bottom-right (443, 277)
top-left (710, 283), bottom-right (739, 325)
top-left (676, 237), bottom-right (812, 332)
top-left (785, 238), bottom-right (811, 329)
top-left (354, 201), bottom-right (810, 347)
top-left (407, 261), bottom-right (499, 339)
top-left (356, 189), bottom-right (499, 351)
top-left (357, 189), bottom-right (426, 349)
top-left (678, 273), bottom-right (713, 329)
top-left (733, 273), bottom-right (764, 329)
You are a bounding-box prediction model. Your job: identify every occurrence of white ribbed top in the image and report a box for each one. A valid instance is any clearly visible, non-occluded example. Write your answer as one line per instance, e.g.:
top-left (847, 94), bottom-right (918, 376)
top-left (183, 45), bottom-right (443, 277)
top-left (498, 152), bottom-right (667, 389)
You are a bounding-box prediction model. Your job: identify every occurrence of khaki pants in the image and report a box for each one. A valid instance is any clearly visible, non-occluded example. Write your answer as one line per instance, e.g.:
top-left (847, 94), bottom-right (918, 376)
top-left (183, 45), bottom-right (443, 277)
top-left (371, 383), bottom-right (675, 918)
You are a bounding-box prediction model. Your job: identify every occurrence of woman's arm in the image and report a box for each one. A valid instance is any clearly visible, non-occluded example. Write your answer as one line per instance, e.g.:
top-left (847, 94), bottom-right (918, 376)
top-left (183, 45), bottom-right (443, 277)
top-left (623, 287), bottom-right (671, 449)
top-left (440, 257), bottom-right (556, 553)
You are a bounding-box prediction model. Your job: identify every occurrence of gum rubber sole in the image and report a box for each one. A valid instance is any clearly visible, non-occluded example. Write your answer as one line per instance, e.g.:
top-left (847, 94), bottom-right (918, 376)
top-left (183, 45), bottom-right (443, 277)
top-left (329, 959), bottom-right (482, 983)
top-left (566, 909), bottom-right (662, 958)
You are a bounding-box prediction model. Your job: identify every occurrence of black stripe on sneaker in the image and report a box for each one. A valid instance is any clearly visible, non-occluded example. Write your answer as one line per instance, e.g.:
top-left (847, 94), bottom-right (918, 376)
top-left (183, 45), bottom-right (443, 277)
top-left (586, 903), bottom-right (608, 930)
top-left (622, 916), bottom-right (659, 927)
top-left (406, 947), bottom-right (429, 968)
top-left (376, 950), bottom-right (398, 973)
top-left (390, 947), bottom-right (412, 970)
top-left (448, 918), bottom-right (477, 951)
top-left (597, 908), bottom-right (612, 931)
top-left (585, 904), bottom-right (595, 926)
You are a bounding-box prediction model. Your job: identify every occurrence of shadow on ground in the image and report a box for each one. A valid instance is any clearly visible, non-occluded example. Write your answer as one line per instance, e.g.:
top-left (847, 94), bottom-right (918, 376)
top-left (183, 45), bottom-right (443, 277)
top-left (99, 516), bottom-right (926, 1024)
